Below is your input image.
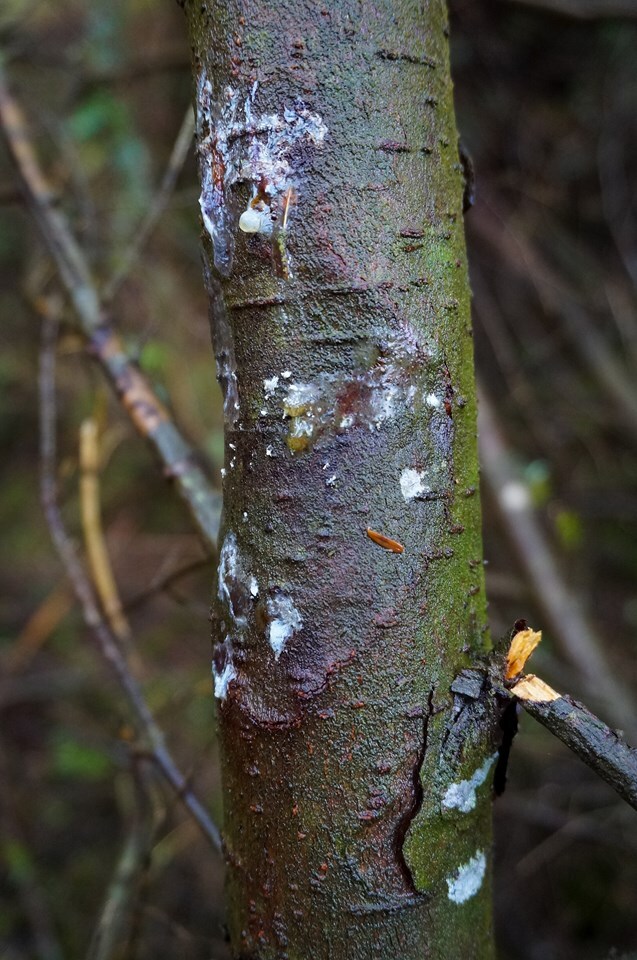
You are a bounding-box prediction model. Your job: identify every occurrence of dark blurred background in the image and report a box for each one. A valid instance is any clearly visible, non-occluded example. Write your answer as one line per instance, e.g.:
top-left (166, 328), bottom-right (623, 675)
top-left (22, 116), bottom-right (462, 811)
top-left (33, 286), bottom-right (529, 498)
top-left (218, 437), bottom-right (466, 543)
top-left (1, 1), bottom-right (636, 957)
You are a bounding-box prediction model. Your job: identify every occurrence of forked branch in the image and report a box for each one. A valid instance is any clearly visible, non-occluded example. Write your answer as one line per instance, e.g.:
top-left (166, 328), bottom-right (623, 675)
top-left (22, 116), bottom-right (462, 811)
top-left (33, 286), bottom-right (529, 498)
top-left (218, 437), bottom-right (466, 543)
top-left (0, 65), bottom-right (220, 551)
top-left (38, 308), bottom-right (221, 852)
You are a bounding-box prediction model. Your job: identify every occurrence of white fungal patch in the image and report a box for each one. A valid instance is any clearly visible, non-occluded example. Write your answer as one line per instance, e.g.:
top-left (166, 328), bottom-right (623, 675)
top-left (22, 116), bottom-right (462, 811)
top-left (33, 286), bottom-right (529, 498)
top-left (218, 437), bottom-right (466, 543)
top-left (400, 468), bottom-right (429, 501)
top-left (267, 593), bottom-right (302, 660)
top-left (213, 661), bottom-right (236, 700)
top-left (196, 70), bottom-right (327, 273)
top-left (442, 754), bottom-right (498, 814)
top-left (369, 381), bottom-right (401, 428)
top-left (426, 392), bottom-right (442, 408)
top-left (214, 532), bottom-right (260, 699)
top-left (283, 381), bottom-right (319, 413)
top-left (280, 371), bottom-right (422, 453)
top-left (446, 851), bottom-right (487, 904)
top-left (288, 418), bottom-right (314, 443)
top-left (500, 481), bottom-right (531, 513)
top-left (218, 532), bottom-right (244, 624)
top-left (264, 376), bottom-right (279, 397)
top-left (281, 370), bottom-right (292, 379)
top-left (265, 445), bottom-right (275, 457)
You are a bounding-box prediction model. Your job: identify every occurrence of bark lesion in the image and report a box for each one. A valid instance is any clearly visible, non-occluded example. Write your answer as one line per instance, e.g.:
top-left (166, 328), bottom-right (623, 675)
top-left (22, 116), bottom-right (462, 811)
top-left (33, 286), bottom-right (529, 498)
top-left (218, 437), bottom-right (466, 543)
top-left (402, 670), bottom-right (505, 896)
top-left (394, 686), bottom-right (435, 895)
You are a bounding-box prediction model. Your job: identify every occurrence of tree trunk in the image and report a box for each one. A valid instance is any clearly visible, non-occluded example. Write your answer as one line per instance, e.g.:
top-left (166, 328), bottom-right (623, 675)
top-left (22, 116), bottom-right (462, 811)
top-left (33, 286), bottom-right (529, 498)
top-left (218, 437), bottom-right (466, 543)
top-left (185, 1), bottom-right (500, 956)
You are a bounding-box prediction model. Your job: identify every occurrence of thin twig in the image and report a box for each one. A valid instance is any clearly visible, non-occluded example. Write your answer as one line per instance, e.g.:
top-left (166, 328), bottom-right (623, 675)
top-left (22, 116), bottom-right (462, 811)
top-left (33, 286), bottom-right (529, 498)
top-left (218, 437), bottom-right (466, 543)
top-left (86, 761), bottom-right (157, 960)
top-left (38, 310), bottom-right (221, 853)
top-left (0, 63), bottom-right (101, 331)
top-left (0, 65), bottom-right (220, 551)
top-left (104, 106), bottom-right (195, 301)
top-left (124, 556), bottom-right (211, 613)
top-left (8, 581), bottom-right (72, 673)
top-left (80, 417), bottom-right (130, 641)
top-left (86, 321), bottom-right (222, 550)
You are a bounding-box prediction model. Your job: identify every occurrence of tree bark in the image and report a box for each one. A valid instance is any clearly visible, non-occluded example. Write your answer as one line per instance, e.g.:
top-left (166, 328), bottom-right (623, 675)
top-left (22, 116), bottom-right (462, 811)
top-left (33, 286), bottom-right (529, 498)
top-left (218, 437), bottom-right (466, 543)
top-left (185, 1), bottom-right (500, 956)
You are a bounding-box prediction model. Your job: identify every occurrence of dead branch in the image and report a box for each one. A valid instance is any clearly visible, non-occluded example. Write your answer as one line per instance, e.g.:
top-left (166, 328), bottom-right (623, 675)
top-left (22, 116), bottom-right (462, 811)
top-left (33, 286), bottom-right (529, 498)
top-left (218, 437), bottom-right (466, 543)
top-left (488, 630), bottom-right (637, 812)
top-left (0, 65), bottom-right (220, 552)
top-left (511, 677), bottom-right (637, 811)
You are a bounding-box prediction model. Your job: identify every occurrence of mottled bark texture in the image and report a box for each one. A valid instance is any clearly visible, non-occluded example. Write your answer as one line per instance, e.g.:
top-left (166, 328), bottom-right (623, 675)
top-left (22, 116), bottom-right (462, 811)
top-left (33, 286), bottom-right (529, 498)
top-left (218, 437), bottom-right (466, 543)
top-left (186, 1), bottom-right (500, 956)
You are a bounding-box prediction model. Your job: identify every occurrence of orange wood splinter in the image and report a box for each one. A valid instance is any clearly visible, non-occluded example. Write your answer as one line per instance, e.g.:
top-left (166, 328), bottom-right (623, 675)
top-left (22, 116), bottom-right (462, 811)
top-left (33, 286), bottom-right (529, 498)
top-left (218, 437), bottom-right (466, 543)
top-left (366, 527), bottom-right (404, 553)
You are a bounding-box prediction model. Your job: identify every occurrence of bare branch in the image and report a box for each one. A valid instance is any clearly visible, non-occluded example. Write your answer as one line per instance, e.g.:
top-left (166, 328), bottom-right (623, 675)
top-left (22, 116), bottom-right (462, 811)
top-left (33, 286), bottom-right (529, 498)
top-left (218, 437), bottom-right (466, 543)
top-left (0, 65), bottom-right (220, 551)
top-left (488, 630), bottom-right (637, 812)
top-left (511, 676), bottom-right (637, 812)
top-left (87, 322), bottom-right (222, 550)
top-left (86, 762), bottom-right (157, 960)
top-left (38, 307), bottom-right (221, 853)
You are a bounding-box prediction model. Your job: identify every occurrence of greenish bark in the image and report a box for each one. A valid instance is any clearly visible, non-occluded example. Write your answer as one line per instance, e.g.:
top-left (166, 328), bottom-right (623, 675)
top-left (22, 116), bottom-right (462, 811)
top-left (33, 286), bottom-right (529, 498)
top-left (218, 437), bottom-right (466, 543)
top-left (185, 1), bottom-right (501, 956)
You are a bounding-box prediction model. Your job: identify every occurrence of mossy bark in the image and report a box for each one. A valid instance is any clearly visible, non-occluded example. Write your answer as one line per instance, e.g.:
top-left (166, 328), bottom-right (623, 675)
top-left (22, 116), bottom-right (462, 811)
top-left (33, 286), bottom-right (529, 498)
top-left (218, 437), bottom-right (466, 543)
top-left (185, 1), bottom-right (500, 956)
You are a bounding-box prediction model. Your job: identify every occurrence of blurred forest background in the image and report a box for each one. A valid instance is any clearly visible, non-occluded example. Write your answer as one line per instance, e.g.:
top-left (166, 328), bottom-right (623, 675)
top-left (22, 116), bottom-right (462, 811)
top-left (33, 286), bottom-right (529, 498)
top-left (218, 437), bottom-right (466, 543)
top-left (1, 0), bottom-right (637, 957)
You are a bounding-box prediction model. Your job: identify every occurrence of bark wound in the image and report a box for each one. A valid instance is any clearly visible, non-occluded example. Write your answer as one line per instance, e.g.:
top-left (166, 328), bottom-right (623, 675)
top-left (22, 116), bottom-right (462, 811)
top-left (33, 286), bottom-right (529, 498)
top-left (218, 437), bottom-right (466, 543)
top-left (395, 688), bottom-right (435, 893)
top-left (196, 68), bottom-right (326, 277)
top-left (404, 672), bottom-right (503, 896)
top-left (272, 326), bottom-right (432, 454)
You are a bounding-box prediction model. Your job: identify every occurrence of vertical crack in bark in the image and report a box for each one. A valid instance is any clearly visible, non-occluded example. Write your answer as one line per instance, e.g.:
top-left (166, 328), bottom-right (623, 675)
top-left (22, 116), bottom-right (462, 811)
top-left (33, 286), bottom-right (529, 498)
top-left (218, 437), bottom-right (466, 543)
top-left (395, 686), bottom-right (435, 894)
